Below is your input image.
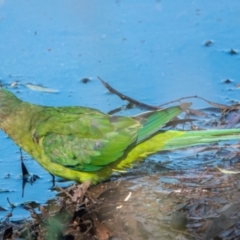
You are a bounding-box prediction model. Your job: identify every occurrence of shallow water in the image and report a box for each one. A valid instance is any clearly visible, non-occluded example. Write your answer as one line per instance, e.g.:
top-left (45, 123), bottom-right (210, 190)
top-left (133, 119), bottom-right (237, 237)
top-left (0, 0), bottom-right (240, 219)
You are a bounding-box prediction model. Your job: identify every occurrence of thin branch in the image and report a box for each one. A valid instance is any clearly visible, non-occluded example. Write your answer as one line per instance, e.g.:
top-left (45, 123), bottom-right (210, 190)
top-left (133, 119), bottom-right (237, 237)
top-left (98, 76), bottom-right (160, 110)
top-left (98, 77), bottom-right (240, 111)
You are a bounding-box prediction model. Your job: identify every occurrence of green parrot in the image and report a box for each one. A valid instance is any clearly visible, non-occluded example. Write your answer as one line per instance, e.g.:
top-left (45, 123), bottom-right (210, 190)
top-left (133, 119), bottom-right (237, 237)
top-left (1, 87), bottom-right (240, 184)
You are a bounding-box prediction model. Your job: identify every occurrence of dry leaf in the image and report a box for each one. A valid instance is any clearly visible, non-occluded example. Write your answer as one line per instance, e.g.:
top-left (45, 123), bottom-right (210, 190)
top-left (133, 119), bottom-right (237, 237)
top-left (25, 83), bottom-right (58, 92)
top-left (217, 167), bottom-right (240, 174)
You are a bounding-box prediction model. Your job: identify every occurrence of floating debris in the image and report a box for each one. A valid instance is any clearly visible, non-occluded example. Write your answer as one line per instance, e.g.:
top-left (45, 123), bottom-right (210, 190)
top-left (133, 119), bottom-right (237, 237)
top-left (229, 48), bottom-right (238, 55)
top-left (25, 83), bottom-right (58, 93)
top-left (223, 79), bottom-right (233, 84)
top-left (80, 78), bottom-right (91, 84)
top-left (204, 40), bottom-right (213, 46)
top-left (10, 81), bottom-right (19, 88)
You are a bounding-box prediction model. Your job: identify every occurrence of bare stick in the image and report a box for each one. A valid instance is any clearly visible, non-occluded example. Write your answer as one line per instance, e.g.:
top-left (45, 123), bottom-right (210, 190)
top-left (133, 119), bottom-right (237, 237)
top-left (98, 77), bottom-right (239, 111)
top-left (98, 77), bottom-right (160, 110)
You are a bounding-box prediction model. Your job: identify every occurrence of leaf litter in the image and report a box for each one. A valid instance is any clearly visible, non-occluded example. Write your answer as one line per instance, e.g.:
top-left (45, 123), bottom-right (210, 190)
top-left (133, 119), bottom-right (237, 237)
top-left (1, 80), bottom-right (240, 239)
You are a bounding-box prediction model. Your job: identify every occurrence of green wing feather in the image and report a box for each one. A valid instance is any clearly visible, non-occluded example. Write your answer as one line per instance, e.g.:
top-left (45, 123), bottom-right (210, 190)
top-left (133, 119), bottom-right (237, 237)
top-left (134, 102), bottom-right (191, 143)
top-left (32, 107), bottom-right (139, 171)
top-left (32, 104), bottom-right (188, 172)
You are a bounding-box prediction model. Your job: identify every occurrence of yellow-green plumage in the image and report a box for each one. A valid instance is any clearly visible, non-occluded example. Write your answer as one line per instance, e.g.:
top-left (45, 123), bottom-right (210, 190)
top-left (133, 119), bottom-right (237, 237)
top-left (1, 88), bottom-right (240, 184)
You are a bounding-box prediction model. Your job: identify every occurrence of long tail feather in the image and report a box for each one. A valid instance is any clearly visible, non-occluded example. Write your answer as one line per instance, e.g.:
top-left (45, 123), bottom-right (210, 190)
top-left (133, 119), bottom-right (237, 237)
top-left (115, 128), bottom-right (240, 169)
top-left (162, 128), bottom-right (240, 151)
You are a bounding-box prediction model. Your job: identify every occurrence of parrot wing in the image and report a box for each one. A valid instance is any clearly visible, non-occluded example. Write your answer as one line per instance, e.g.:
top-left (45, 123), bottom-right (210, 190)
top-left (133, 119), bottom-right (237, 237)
top-left (31, 107), bottom-right (140, 171)
top-left (31, 104), bottom-right (189, 172)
